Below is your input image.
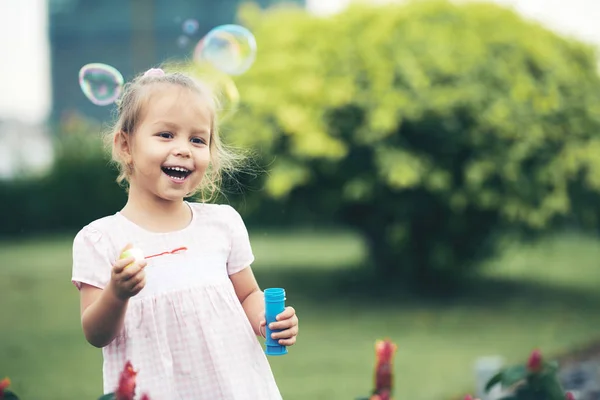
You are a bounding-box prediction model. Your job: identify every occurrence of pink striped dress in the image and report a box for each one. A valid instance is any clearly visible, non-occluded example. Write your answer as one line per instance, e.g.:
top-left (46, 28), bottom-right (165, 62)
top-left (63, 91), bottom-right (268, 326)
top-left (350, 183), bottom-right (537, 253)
top-left (71, 202), bottom-right (283, 399)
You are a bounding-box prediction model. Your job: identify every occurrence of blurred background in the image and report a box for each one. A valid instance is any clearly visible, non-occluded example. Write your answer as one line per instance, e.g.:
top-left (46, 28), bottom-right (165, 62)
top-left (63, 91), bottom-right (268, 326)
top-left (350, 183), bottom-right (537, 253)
top-left (1, 0), bottom-right (600, 399)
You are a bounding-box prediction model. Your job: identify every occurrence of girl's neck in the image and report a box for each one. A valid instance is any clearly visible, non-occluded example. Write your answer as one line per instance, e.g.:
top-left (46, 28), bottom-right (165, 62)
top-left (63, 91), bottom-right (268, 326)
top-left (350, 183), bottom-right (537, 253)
top-left (120, 189), bottom-right (192, 233)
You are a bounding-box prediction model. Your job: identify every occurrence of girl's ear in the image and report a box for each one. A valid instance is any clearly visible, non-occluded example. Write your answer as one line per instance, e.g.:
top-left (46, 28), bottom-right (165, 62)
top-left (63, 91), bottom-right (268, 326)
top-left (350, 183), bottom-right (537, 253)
top-left (114, 131), bottom-right (133, 165)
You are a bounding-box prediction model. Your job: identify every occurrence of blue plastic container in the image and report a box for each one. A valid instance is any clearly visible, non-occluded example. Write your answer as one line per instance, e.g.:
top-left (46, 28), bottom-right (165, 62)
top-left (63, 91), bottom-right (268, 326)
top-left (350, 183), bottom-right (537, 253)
top-left (264, 288), bottom-right (288, 356)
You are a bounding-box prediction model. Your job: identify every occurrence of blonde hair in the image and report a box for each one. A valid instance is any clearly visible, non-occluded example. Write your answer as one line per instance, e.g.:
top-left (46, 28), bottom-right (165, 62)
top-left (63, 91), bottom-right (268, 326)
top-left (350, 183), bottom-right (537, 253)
top-left (105, 69), bottom-right (245, 202)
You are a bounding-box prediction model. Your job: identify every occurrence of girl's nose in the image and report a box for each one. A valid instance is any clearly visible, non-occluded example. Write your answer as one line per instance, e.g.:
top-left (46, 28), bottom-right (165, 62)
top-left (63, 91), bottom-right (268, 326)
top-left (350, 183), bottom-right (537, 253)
top-left (173, 142), bottom-right (192, 157)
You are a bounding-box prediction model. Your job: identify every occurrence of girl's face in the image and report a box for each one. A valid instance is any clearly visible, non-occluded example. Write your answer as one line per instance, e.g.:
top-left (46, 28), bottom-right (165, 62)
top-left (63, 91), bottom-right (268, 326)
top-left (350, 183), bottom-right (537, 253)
top-left (123, 83), bottom-right (212, 203)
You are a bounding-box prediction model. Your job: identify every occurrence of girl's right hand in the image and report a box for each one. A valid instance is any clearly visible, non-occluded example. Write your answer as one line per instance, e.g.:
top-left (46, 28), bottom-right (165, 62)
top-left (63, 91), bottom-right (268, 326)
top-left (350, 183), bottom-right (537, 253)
top-left (109, 245), bottom-right (147, 301)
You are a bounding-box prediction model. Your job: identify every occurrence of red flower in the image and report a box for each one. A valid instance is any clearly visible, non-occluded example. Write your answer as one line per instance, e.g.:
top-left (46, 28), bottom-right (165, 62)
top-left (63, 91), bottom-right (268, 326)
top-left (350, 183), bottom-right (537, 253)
top-left (375, 340), bottom-right (397, 364)
top-left (0, 377), bottom-right (10, 397)
top-left (464, 396), bottom-right (474, 400)
top-left (374, 339), bottom-right (398, 393)
top-left (527, 349), bottom-right (543, 373)
top-left (376, 389), bottom-right (391, 400)
top-left (115, 361), bottom-right (137, 400)
top-left (140, 394), bottom-right (151, 400)
top-left (565, 392), bottom-right (575, 400)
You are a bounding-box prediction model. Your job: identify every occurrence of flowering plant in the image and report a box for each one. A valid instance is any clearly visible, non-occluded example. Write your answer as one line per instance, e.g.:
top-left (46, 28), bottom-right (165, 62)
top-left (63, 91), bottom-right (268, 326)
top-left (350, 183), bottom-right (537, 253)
top-left (356, 339), bottom-right (398, 400)
top-left (97, 361), bottom-right (150, 400)
top-left (0, 377), bottom-right (19, 400)
top-left (464, 349), bottom-right (575, 400)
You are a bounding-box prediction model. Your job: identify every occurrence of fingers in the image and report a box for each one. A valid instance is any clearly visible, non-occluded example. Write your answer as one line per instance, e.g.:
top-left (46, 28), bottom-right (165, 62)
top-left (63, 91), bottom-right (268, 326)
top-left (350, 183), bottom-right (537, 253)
top-left (130, 275), bottom-right (146, 295)
top-left (119, 268), bottom-right (146, 296)
top-left (270, 316), bottom-right (297, 330)
top-left (270, 309), bottom-right (297, 331)
top-left (114, 259), bottom-right (147, 277)
top-left (270, 325), bottom-right (299, 341)
top-left (275, 306), bottom-right (295, 321)
top-left (268, 307), bottom-right (298, 346)
top-left (113, 256), bottom-right (136, 274)
top-left (271, 328), bottom-right (298, 346)
top-left (110, 257), bottom-right (147, 300)
top-left (277, 336), bottom-right (297, 346)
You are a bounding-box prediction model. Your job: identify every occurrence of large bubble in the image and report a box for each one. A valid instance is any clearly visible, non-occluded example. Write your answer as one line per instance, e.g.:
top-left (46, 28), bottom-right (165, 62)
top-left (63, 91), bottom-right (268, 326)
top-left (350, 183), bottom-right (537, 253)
top-left (78, 63), bottom-right (124, 106)
top-left (194, 24), bottom-right (257, 76)
top-left (162, 62), bottom-right (240, 122)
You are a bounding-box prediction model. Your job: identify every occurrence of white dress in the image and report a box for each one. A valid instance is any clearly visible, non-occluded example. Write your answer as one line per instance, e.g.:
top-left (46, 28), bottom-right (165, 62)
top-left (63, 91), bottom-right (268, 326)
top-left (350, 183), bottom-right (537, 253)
top-left (71, 202), bottom-right (282, 400)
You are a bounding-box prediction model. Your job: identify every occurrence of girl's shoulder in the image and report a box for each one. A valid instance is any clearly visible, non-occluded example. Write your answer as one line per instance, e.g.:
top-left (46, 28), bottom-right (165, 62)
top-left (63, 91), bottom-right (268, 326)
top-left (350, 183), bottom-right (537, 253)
top-left (76, 213), bottom-right (121, 237)
top-left (188, 202), bottom-right (243, 220)
top-left (187, 202), bottom-right (248, 231)
top-left (72, 214), bottom-right (125, 251)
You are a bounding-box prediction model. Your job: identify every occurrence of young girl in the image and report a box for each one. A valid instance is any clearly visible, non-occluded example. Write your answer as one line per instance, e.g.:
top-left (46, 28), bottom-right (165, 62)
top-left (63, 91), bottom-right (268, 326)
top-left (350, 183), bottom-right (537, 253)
top-left (71, 68), bottom-right (298, 399)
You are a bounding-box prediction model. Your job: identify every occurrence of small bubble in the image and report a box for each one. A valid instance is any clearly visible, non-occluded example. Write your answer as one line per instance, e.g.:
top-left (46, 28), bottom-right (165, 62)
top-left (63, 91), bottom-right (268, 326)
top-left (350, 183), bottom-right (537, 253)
top-left (182, 19), bottom-right (199, 35)
top-left (177, 35), bottom-right (190, 48)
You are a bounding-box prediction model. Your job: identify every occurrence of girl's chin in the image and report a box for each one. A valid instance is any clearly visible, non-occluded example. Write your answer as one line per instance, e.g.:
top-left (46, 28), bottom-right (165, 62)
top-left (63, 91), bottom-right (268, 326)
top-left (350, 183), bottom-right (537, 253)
top-left (158, 182), bottom-right (200, 199)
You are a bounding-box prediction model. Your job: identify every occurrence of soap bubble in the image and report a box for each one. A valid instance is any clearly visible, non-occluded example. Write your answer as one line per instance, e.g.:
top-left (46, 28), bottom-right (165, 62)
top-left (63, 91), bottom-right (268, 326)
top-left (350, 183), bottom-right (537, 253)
top-left (194, 24), bottom-right (257, 76)
top-left (182, 19), bottom-right (199, 35)
top-left (161, 62), bottom-right (240, 120)
top-left (78, 63), bottom-right (124, 106)
top-left (177, 35), bottom-right (190, 48)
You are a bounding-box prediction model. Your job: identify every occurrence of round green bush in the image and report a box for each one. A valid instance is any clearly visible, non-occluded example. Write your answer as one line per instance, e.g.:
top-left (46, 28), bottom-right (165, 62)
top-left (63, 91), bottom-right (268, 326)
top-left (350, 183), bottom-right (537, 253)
top-left (220, 0), bottom-right (600, 285)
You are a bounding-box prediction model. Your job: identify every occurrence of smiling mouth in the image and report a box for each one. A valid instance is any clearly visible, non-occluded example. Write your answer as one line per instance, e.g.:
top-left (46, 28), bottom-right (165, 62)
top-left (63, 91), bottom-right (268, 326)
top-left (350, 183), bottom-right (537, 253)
top-left (161, 166), bottom-right (192, 181)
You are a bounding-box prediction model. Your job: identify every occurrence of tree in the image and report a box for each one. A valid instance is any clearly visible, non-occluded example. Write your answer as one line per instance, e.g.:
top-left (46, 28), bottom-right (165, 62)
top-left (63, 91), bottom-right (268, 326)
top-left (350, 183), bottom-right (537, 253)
top-left (211, 0), bottom-right (600, 286)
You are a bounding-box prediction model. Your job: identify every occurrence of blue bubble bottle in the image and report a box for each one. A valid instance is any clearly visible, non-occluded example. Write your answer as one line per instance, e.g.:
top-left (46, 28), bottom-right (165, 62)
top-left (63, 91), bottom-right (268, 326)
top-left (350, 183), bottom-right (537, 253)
top-left (264, 288), bottom-right (288, 356)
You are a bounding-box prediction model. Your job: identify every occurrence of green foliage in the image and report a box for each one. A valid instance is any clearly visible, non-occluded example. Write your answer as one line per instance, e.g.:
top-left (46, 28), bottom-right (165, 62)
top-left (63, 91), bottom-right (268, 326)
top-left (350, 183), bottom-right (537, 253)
top-left (216, 0), bottom-right (600, 284)
top-left (485, 350), bottom-right (570, 400)
top-left (3, 391), bottom-right (20, 400)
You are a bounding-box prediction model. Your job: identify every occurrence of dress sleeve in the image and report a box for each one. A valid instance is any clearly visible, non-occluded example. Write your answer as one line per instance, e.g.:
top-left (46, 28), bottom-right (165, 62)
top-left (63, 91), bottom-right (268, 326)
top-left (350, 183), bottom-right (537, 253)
top-left (71, 224), bottom-right (115, 290)
top-left (223, 205), bottom-right (255, 275)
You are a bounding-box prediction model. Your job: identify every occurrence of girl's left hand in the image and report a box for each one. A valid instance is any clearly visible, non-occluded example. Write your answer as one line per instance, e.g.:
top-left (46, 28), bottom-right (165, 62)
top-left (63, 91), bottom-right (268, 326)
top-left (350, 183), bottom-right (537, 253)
top-left (259, 306), bottom-right (298, 346)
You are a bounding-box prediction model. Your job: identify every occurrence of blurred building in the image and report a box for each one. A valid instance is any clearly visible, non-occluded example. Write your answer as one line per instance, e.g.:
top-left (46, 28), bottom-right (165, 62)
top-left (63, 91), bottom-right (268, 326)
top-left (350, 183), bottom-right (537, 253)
top-left (0, 119), bottom-right (53, 180)
top-left (48, 0), bottom-right (305, 123)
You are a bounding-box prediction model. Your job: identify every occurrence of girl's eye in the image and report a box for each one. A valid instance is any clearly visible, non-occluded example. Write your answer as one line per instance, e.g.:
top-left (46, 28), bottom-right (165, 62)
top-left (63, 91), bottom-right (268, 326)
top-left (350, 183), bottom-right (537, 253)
top-left (158, 132), bottom-right (173, 139)
top-left (191, 137), bottom-right (207, 145)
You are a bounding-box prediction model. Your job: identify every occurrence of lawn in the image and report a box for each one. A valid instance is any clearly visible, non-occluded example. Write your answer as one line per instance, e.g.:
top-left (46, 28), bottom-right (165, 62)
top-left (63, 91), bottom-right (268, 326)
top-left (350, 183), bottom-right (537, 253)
top-left (1, 229), bottom-right (599, 400)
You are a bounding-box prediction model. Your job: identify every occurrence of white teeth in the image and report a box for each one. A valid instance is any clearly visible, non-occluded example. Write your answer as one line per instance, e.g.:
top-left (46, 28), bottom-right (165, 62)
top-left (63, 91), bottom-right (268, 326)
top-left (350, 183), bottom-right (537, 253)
top-left (165, 166), bottom-right (189, 172)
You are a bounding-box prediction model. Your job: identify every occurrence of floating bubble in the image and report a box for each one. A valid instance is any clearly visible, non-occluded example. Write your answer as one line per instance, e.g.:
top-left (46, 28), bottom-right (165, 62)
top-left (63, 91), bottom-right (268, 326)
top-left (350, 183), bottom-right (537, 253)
top-left (182, 19), bottom-right (199, 35)
top-left (177, 35), bottom-right (190, 48)
top-left (161, 61), bottom-right (240, 121)
top-left (194, 24), bottom-right (257, 76)
top-left (78, 63), bottom-right (124, 106)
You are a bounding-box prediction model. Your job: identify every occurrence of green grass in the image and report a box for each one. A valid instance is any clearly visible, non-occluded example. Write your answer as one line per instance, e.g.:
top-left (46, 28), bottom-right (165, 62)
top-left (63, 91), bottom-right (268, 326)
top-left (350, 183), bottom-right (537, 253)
top-left (1, 230), bottom-right (600, 400)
